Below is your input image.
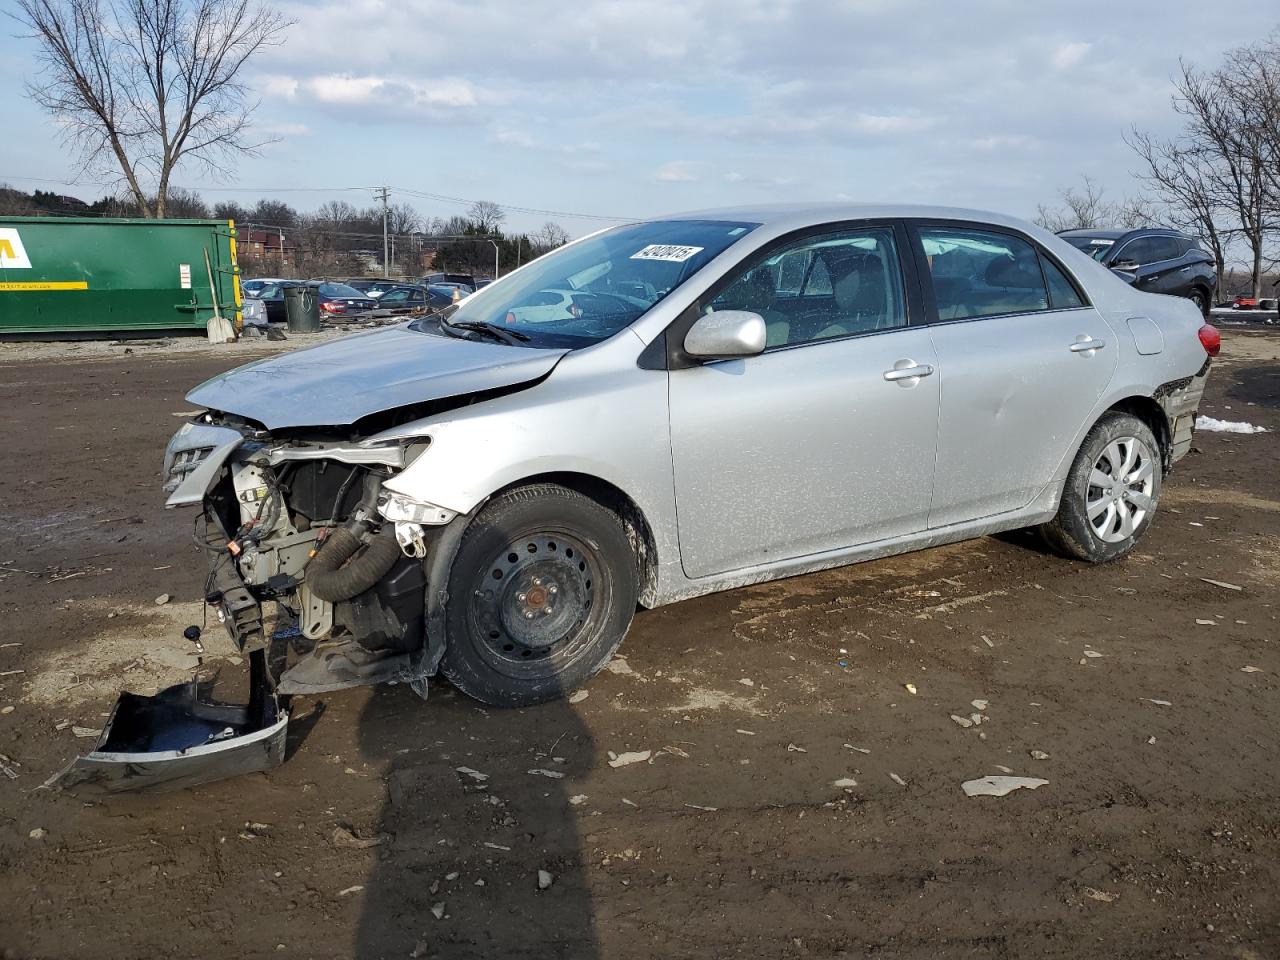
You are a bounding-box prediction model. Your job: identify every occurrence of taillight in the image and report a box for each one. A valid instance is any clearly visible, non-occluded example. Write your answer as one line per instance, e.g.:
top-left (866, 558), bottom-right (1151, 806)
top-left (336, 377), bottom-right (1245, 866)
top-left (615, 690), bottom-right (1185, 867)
top-left (1198, 323), bottom-right (1220, 357)
top-left (320, 300), bottom-right (343, 313)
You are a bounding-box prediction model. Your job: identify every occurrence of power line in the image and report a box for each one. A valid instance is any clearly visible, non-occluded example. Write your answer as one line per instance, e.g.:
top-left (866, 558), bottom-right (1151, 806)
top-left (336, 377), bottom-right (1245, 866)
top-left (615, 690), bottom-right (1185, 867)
top-left (1, 173), bottom-right (635, 223)
top-left (390, 185), bottom-right (633, 223)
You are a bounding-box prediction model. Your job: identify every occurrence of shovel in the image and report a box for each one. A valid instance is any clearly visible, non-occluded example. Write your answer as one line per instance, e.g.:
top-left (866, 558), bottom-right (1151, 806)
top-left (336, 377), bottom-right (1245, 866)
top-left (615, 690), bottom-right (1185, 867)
top-left (204, 247), bottom-right (236, 344)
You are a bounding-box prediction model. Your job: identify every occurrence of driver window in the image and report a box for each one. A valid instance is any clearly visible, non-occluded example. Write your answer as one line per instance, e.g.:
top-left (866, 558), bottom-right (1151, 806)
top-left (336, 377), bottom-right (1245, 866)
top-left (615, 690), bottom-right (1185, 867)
top-left (1115, 236), bottom-right (1158, 266)
top-left (707, 228), bottom-right (906, 348)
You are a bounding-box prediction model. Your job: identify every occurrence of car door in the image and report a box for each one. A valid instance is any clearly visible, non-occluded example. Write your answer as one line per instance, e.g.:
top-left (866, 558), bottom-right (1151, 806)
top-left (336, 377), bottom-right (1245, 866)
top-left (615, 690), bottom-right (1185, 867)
top-left (912, 224), bottom-right (1117, 528)
top-left (378, 289), bottom-right (410, 314)
top-left (667, 223), bottom-right (940, 579)
top-left (1114, 235), bottom-right (1184, 296)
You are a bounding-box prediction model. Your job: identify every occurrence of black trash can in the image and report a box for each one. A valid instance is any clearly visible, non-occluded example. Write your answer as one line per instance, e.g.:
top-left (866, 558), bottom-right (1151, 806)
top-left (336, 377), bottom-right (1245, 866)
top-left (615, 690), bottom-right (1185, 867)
top-left (284, 285), bottom-right (320, 332)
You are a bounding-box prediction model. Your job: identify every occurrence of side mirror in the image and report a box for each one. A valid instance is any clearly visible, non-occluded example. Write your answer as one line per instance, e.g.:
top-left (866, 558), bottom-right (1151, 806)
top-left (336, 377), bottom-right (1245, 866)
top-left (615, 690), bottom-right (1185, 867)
top-left (683, 310), bottom-right (767, 360)
top-left (1112, 258), bottom-right (1140, 272)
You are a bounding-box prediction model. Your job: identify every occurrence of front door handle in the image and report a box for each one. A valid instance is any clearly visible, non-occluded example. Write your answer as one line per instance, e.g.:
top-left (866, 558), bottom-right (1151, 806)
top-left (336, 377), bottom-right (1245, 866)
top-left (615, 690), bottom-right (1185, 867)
top-left (883, 361), bottom-right (934, 382)
top-left (1069, 337), bottom-right (1107, 353)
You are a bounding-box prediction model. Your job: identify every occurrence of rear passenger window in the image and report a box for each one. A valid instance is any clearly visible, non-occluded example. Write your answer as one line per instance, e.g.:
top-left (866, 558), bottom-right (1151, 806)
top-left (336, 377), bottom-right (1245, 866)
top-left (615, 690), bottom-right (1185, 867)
top-left (919, 228), bottom-right (1048, 321)
top-left (1041, 257), bottom-right (1085, 310)
top-left (1151, 236), bottom-right (1182, 262)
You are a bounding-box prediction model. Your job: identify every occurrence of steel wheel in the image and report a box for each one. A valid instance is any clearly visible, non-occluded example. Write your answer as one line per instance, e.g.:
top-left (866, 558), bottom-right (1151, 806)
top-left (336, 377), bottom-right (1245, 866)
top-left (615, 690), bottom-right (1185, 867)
top-left (467, 530), bottom-right (606, 681)
top-left (1085, 436), bottom-right (1155, 543)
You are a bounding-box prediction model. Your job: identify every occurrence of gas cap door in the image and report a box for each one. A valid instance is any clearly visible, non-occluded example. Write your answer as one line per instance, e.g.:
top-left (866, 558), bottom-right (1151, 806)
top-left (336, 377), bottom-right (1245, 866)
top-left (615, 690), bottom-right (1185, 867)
top-left (1126, 316), bottom-right (1165, 355)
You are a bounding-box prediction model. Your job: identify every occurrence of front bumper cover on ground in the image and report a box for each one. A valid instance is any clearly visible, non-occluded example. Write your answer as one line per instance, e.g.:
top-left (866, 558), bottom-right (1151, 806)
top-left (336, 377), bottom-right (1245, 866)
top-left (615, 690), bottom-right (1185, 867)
top-left (50, 650), bottom-right (287, 796)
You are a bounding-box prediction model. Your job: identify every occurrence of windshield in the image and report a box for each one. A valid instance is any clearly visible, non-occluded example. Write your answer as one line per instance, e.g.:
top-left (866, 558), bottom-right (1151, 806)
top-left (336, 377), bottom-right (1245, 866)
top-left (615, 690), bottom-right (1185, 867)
top-left (318, 282), bottom-right (366, 298)
top-left (426, 219), bottom-right (757, 347)
top-left (1062, 236), bottom-right (1115, 262)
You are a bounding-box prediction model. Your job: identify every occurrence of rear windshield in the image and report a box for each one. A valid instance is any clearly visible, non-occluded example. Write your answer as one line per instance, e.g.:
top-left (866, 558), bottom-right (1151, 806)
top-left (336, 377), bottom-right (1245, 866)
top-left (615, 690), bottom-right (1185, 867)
top-left (318, 282), bottom-right (365, 298)
top-left (430, 219), bottom-right (757, 347)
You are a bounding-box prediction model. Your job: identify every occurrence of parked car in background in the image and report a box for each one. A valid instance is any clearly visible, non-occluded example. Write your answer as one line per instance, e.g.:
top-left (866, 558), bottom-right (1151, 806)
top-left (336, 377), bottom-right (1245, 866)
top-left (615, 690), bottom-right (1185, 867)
top-left (242, 280), bottom-right (299, 324)
top-left (474, 278), bottom-right (493, 289)
top-left (420, 272), bottom-right (476, 292)
top-left (1233, 295), bottom-right (1259, 310)
top-left (1058, 228), bottom-right (1217, 315)
top-left (341, 278), bottom-right (406, 298)
top-left (424, 285), bottom-right (461, 309)
top-left (240, 277), bottom-right (290, 299)
top-left (304, 280), bottom-right (378, 319)
top-left (240, 297), bottom-right (268, 328)
top-left (371, 284), bottom-right (431, 316)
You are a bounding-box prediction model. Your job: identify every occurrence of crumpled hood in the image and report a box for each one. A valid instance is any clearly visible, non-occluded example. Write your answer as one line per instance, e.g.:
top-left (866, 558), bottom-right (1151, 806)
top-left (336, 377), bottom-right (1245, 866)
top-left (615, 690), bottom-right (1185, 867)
top-left (187, 324), bottom-right (568, 429)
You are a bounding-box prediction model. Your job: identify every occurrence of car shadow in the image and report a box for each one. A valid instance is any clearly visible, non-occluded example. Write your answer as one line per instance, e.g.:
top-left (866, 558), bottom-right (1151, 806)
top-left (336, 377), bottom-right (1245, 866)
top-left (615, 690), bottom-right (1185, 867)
top-left (353, 681), bottom-right (599, 959)
top-left (989, 527), bottom-right (1057, 557)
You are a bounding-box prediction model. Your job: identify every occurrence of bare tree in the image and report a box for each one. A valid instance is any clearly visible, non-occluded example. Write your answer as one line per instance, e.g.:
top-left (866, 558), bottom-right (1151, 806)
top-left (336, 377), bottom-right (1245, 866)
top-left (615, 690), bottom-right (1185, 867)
top-left (1034, 176), bottom-right (1117, 231)
top-left (533, 220), bottom-right (570, 253)
top-left (15, 0), bottom-right (291, 217)
top-left (466, 200), bottom-right (506, 234)
top-left (1166, 55), bottom-right (1277, 297)
top-left (251, 197), bottom-right (296, 227)
top-left (1127, 129), bottom-right (1234, 290)
top-left (387, 202), bottom-right (421, 235)
top-left (314, 200), bottom-right (358, 232)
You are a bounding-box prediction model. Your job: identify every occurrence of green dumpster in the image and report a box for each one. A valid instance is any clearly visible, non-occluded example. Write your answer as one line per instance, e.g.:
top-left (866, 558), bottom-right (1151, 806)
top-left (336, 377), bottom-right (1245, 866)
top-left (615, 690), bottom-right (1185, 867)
top-left (0, 216), bottom-right (240, 335)
top-left (284, 284), bottom-right (320, 332)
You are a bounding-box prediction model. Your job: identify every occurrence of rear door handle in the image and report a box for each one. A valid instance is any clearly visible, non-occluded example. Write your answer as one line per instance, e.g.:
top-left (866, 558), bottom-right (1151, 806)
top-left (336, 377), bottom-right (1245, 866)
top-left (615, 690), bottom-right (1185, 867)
top-left (883, 362), bottom-right (934, 381)
top-left (1069, 337), bottom-right (1106, 353)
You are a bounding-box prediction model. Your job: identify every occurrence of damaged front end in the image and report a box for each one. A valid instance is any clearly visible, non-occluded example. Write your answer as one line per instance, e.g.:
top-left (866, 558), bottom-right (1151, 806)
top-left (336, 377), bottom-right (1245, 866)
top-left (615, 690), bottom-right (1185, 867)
top-left (55, 415), bottom-right (455, 795)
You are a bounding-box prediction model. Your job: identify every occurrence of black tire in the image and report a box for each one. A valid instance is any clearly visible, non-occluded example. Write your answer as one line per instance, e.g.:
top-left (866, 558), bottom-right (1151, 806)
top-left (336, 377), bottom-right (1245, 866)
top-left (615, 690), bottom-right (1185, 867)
top-left (1041, 413), bottom-right (1163, 563)
top-left (439, 483), bottom-right (638, 707)
top-left (1189, 287), bottom-right (1209, 317)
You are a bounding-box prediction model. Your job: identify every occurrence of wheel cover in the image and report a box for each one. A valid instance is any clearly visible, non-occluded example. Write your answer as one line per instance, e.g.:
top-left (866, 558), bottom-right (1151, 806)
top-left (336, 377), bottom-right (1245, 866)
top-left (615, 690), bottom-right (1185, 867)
top-left (467, 531), bottom-right (604, 680)
top-left (1086, 436), bottom-right (1156, 543)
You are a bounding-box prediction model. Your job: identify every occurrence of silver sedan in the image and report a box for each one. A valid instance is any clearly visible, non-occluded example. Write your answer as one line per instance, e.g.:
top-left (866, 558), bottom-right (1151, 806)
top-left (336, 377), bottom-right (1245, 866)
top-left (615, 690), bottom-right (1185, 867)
top-left (168, 203), bottom-right (1217, 710)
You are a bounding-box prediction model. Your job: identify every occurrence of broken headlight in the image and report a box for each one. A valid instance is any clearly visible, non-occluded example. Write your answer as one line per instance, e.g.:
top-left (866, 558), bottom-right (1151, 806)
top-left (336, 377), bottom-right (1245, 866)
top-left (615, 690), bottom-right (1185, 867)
top-left (378, 491), bottom-right (457, 525)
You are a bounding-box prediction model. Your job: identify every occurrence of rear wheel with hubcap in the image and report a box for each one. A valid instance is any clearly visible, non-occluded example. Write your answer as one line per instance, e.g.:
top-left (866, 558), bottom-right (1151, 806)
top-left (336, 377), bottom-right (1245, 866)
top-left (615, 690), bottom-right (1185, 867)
top-left (440, 483), bottom-right (638, 706)
top-left (1042, 413), bottom-right (1163, 563)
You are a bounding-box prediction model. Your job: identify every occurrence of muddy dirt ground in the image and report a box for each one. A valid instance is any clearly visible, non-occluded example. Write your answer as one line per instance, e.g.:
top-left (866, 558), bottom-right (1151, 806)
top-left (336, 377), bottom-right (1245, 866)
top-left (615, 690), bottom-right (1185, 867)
top-left (1, 331), bottom-right (1278, 960)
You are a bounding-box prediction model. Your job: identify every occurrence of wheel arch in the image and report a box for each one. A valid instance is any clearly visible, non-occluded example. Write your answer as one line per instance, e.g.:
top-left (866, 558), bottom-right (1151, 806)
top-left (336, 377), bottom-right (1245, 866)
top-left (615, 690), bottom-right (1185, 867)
top-left (488, 471), bottom-right (661, 608)
top-left (1102, 395), bottom-right (1172, 469)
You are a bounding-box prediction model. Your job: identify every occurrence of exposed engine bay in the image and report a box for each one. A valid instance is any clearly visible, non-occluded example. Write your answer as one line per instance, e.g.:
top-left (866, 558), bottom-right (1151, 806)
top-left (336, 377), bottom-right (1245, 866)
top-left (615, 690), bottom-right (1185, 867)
top-left (53, 412), bottom-right (462, 795)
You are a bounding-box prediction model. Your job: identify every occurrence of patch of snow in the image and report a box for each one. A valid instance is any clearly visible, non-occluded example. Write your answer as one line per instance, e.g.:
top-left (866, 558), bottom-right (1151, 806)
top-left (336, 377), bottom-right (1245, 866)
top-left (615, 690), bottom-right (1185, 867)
top-left (1196, 416), bottom-right (1268, 434)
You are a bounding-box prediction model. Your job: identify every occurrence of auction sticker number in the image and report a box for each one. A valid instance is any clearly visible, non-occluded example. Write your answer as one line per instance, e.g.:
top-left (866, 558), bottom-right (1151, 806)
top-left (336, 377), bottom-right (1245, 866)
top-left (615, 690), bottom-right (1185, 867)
top-left (631, 244), bottom-right (704, 263)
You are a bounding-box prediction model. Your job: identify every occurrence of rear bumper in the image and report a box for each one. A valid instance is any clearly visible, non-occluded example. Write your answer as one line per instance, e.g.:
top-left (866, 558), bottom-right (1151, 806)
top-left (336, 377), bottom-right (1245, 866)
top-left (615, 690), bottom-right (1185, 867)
top-left (1157, 363), bottom-right (1211, 464)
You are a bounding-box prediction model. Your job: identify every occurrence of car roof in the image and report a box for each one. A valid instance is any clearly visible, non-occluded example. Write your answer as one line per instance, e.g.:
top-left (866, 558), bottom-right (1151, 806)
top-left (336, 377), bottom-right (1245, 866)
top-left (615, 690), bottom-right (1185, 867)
top-left (647, 201), bottom-right (1052, 233)
top-left (1058, 227), bottom-right (1187, 240)
top-left (1058, 229), bottom-right (1127, 240)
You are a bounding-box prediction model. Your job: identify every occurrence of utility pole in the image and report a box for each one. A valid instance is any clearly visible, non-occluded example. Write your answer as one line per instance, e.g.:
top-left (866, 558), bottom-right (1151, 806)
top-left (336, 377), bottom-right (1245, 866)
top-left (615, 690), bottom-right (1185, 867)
top-left (486, 238), bottom-right (499, 282)
top-left (375, 186), bottom-right (390, 276)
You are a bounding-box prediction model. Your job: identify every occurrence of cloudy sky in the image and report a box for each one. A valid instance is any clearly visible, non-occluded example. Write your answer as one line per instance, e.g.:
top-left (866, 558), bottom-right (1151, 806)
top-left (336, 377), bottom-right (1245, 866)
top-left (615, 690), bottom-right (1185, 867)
top-left (1, 0), bottom-right (1275, 234)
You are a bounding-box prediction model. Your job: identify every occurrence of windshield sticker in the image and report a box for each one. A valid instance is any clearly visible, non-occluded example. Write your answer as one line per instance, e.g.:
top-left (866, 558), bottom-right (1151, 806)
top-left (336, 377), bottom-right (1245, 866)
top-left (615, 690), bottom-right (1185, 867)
top-left (631, 244), bottom-right (704, 263)
top-left (1089, 239), bottom-right (1115, 246)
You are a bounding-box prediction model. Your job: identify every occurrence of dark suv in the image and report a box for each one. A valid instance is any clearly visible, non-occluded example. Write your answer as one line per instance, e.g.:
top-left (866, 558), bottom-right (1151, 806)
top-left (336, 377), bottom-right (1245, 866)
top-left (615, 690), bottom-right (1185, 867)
top-left (1058, 228), bottom-right (1217, 315)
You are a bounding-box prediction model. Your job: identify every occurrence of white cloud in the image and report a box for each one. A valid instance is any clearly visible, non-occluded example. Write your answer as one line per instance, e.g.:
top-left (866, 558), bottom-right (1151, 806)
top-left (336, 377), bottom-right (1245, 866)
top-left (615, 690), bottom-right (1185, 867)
top-left (967, 133), bottom-right (1042, 151)
top-left (655, 161), bottom-right (698, 183)
top-left (493, 129), bottom-right (537, 149)
top-left (1051, 41), bottom-right (1092, 70)
top-left (253, 121), bottom-right (311, 137)
top-left (258, 74), bottom-right (299, 100)
top-left (850, 113), bottom-right (934, 135)
top-left (307, 74), bottom-right (384, 105)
